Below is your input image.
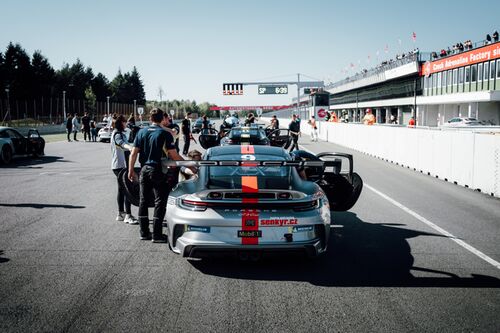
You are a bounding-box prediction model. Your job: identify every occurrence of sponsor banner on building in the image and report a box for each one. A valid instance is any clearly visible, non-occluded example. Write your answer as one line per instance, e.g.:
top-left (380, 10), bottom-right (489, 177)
top-left (210, 105), bottom-right (289, 111)
top-left (423, 42), bottom-right (500, 77)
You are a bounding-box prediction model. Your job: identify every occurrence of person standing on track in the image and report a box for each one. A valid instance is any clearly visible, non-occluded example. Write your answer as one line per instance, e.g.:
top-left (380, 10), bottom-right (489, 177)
top-left (72, 114), bottom-right (80, 141)
top-left (81, 112), bottom-right (91, 142)
top-left (288, 114), bottom-right (300, 152)
top-left (308, 115), bottom-right (318, 142)
top-left (111, 114), bottom-right (138, 225)
top-left (66, 114), bottom-right (73, 142)
top-left (128, 109), bottom-right (188, 243)
top-left (181, 112), bottom-right (193, 156)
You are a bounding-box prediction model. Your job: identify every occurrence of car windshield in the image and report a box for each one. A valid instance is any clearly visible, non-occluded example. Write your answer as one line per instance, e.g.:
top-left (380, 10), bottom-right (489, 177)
top-left (228, 128), bottom-right (266, 140)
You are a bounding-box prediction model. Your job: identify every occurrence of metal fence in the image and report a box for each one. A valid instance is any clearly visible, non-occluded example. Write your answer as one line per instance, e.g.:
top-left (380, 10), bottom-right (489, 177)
top-left (0, 97), bottom-right (142, 127)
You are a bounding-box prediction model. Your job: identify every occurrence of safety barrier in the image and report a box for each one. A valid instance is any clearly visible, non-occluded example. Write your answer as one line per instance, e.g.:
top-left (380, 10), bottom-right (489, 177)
top-left (262, 117), bottom-right (500, 197)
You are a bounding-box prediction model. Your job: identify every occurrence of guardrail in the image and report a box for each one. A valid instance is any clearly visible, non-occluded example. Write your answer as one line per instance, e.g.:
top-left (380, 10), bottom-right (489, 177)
top-left (262, 117), bottom-right (500, 198)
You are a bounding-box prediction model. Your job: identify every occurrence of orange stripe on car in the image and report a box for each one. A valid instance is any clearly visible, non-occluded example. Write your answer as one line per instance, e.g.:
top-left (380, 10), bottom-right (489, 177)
top-left (240, 145), bottom-right (259, 245)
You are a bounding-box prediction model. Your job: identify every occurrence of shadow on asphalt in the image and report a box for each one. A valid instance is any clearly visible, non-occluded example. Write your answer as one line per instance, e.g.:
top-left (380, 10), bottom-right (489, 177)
top-left (0, 250), bottom-right (10, 264)
top-left (191, 211), bottom-right (500, 288)
top-left (0, 203), bottom-right (85, 209)
top-left (0, 155), bottom-right (70, 168)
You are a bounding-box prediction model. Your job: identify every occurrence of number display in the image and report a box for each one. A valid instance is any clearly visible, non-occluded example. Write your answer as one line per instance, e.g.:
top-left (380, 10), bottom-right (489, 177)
top-left (258, 85), bottom-right (288, 95)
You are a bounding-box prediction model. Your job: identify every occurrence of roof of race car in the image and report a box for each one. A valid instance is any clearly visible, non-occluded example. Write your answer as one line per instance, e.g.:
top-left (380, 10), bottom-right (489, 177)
top-left (207, 145), bottom-right (289, 159)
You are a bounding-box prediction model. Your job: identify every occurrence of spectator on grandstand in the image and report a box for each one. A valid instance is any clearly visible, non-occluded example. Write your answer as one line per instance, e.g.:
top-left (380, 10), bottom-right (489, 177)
top-left (493, 31), bottom-right (499, 42)
top-left (432, 52), bottom-right (438, 59)
top-left (408, 117), bottom-right (416, 128)
top-left (485, 34), bottom-right (492, 45)
top-left (458, 43), bottom-right (464, 52)
top-left (440, 49), bottom-right (447, 57)
top-left (447, 47), bottom-right (452, 55)
top-left (362, 109), bottom-right (375, 125)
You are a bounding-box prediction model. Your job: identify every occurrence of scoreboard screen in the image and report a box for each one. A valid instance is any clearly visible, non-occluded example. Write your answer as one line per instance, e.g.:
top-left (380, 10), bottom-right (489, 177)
top-left (258, 85), bottom-right (288, 95)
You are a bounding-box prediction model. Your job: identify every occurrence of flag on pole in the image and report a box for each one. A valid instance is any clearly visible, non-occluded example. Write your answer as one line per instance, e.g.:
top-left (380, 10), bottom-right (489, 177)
top-left (384, 44), bottom-right (389, 53)
top-left (412, 32), bottom-right (417, 42)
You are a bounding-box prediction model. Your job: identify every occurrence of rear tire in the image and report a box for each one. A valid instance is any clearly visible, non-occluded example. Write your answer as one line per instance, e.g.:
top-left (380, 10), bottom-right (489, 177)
top-left (1, 145), bottom-right (12, 164)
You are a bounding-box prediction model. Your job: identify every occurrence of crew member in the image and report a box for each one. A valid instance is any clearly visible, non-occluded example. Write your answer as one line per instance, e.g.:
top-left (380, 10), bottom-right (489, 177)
top-left (181, 112), bottom-right (193, 156)
top-left (128, 109), bottom-right (188, 243)
top-left (288, 114), bottom-right (300, 152)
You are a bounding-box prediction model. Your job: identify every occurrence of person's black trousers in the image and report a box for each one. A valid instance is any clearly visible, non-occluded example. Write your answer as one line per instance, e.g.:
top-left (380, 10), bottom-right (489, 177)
top-left (83, 129), bottom-right (91, 141)
top-left (113, 168), bottom-right (131, 214)
top-left (138, 165), bottom-right (169, 238)
top-left (182, 134), bottom-right (190, 155)
top-left (289, 134), bottom-right (299, 151)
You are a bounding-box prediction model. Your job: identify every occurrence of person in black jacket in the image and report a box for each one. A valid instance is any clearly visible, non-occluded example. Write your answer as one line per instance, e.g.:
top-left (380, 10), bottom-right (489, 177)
top-left (288, 114), bottom-right (300, 152)
top-left (66, 114), bottom-right (73, 142)
top-left (81, 112), bottom-right (91, 141)
top-left (181, 112), bottom-right (192, 155)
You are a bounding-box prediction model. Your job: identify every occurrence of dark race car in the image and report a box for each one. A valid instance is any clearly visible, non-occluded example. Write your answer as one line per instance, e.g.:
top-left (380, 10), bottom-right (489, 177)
top-left (0, 127), bottom-right (45, 164)
top-left (199, 124), bottom-right (291, 150)
top-left (120, 145), bottom-right (363, 259)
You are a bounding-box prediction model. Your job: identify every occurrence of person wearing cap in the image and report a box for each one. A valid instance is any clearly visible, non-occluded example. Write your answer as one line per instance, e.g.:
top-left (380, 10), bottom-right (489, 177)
top-left (362, 109), bottom-right (375, 125)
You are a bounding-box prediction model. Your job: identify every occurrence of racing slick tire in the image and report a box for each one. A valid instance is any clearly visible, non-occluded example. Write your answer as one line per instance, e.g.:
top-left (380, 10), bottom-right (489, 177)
top-left (1, 145), bottom-right (12, 164)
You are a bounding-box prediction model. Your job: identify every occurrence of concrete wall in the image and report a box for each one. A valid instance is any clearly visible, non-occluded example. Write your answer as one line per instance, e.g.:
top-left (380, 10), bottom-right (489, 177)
top-left (263, 117), bottom-right (500, 198)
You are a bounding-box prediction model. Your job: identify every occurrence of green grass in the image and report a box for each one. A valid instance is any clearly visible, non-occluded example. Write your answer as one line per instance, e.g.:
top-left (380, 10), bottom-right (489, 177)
top-left (1, 118), bottom-right (51, 127)
top-left (44, 133), bottom-right (68, 143)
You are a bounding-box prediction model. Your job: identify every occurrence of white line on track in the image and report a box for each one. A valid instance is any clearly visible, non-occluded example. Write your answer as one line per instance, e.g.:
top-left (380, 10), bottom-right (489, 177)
top-left (365, 184), bottom-right (500, 270)
top-left (298, 143), bottom-right (500, 270)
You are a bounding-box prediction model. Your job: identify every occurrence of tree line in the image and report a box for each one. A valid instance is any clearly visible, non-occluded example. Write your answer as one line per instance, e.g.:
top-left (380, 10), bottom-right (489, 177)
top-left (0, 42), bottom-right (146, 123)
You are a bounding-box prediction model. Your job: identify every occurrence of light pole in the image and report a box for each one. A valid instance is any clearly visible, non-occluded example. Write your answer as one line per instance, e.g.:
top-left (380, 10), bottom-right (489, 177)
top-left (63, 90), bottom-right (66, 121)
top-left (133, 99), bottom-right (136, 119)
top-left (3, 88), bottom-right (10, 124)
top-left (106, 96), bottom-right (110, 116)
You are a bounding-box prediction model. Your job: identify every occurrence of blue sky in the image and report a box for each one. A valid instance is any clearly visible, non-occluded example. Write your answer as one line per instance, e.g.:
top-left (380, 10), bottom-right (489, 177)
top-left (0, 0), bottom-right (498, 106)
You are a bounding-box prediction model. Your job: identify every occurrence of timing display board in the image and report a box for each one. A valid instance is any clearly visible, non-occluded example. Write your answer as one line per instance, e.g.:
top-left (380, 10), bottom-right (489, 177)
top-left (258, 85), bottom-right (288, 95)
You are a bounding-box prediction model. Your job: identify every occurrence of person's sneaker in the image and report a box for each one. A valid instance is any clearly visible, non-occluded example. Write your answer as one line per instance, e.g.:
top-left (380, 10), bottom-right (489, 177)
top-left (124, 214), bottom-right (139, 225)
top-left (140, 233), bottom-right (152, 240)
top-left (152, 234), bottom-right (168, 243)
top-left (116, 212), bottom-right (125, 221)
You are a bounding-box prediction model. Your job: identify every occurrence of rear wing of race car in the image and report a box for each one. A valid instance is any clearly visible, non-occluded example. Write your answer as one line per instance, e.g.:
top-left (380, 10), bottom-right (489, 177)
top-left (161, 153), bottom-right (354, 177)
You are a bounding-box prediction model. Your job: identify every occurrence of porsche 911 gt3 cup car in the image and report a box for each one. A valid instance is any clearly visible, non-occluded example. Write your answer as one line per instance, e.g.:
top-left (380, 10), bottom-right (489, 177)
top-left (164, 145), bottom-right (362, 258)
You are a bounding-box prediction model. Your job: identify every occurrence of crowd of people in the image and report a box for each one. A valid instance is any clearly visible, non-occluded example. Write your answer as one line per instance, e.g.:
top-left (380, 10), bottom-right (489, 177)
top-left (65, 112), bottom-right (98, 142)
top-left (432, 30), bottom-right (499, 59)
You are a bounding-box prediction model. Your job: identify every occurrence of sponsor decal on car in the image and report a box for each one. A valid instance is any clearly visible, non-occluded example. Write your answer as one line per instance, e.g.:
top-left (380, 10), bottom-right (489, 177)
top-left (260, 218), bottom-right (298, 226)
top-left (185, 225), bottom-right (211, 233)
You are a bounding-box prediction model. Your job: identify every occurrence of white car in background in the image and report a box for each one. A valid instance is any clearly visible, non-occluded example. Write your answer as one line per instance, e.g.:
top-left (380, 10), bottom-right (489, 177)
top-left (442, 117), bottom-right (483, 127)
top-left (98, 127), bottom-right (130, 143)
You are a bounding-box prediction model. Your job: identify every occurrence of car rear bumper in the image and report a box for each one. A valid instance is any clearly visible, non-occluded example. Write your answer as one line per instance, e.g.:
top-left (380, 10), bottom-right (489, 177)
top-left (181, 240), bottom-right (326, 259)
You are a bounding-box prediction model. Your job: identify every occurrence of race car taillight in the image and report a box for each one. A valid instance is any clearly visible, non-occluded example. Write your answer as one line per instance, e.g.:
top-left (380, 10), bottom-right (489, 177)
top-left (179, 199), bottom-right (208, 211)
top-left (293, 200), bottom-right (319, 212)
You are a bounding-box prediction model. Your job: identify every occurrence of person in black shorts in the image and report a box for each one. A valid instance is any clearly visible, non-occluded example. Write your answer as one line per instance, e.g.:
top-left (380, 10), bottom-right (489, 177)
top-left (128, 108), bottom-right (188, 243)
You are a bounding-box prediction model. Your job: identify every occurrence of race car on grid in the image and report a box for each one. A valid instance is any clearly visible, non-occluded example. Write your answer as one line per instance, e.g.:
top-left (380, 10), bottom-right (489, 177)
top-left (121, 145), bottom-right (363, 259)
top-left (199, 124), bottom-right (292, 150)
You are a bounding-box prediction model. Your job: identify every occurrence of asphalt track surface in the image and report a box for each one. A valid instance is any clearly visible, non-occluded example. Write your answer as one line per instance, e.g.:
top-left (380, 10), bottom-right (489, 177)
top-left (1, 126), bottom-right (499, 332)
